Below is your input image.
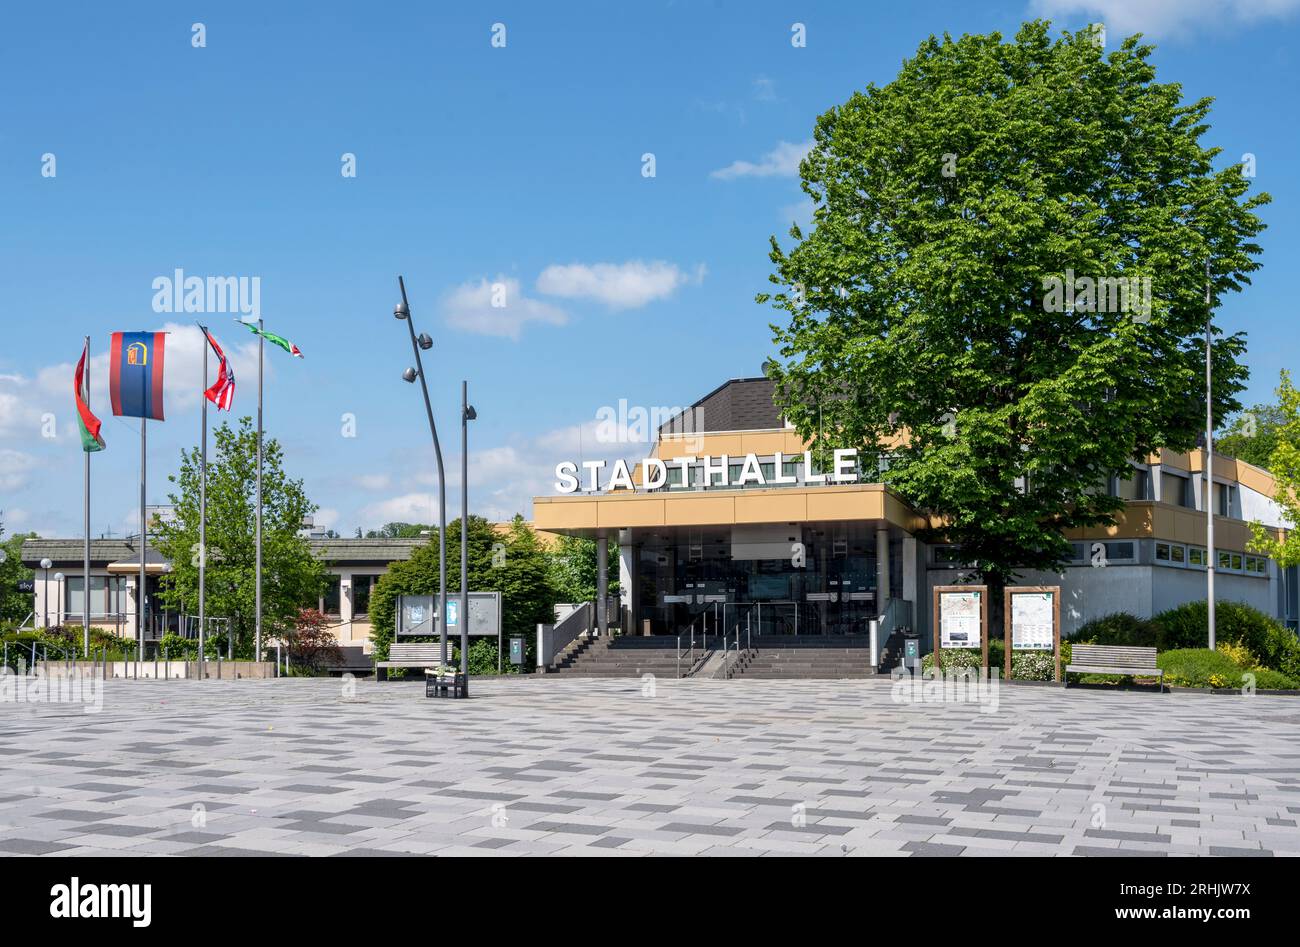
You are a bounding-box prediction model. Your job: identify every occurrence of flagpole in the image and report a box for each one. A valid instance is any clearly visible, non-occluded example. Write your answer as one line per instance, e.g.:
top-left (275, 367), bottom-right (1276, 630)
top-left (1205, 258), bottom-right (1216, 651)
top-left (139, 416), bottom-right (147, 676)
top-left (83, 336), bottom-right (91, 658)
top-left (256, 318), bottom-right (264, 663)
top-left (199, 329), bottom-right (208, 680)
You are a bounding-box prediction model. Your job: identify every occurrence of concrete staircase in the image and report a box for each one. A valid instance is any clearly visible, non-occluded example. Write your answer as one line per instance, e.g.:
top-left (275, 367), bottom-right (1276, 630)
top-left (730, 636), bottom-right (875, 679)
top-left (548, 636), bottom-right (698, 678)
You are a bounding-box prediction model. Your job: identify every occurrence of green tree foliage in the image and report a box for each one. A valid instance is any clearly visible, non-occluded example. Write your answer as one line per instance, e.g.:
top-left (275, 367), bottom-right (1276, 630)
top-left (1248, 371), bottom-right (1300, 568)
top-left (369, 514), bottom-right (556, 666)
top-left (1216, 401), bottom-right (1287, 470)
top-left (0, 521), bottom-right (36, 624)
top-left (546, 533), bottom-right (620, 603)
top-left (759, 22), bottom-right (1268, 587)
top-left (365, 522), bottom-right (434, 539)
top-left (153, 417), bottom-right (325, 655)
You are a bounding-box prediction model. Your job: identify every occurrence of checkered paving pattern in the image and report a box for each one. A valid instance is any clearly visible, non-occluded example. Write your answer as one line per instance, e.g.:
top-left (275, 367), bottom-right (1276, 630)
top-left (1, 677), bottom-right (1298, 856)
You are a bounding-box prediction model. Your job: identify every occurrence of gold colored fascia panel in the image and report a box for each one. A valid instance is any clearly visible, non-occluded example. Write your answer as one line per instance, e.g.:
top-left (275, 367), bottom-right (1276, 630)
top-left (663, 494), bottom-right (737, 526)
top-left (735, 492), bottom-right (808, 523)
top-left (597, 498), bottom-right (667, 529)
top-left (806, 489), bottom-right (882, 522)
top-left (533, 499), bottom-right (599, 531)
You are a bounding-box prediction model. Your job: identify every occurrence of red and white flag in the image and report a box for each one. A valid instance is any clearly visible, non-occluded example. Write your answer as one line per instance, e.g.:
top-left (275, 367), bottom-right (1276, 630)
top-left (200, 325), bottom-right (236, 411)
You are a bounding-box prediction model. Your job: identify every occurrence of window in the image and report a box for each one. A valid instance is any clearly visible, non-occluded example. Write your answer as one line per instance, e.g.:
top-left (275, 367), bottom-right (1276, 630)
top-left (1188, 547), bottom-right (1206, 567)
top-left (1161, 472), bottom-right (1192, 508)
top-left (1170, 544), bottom-right (1186, 564)
top-left (322, 576), bottom-right (341, 615)
top-left (351, 575), bottom-right (374, 616)
top-left (933, 546), bottom-right (965, 566)
top-left (1104, 541), bottom-right (1136, 562)
top-left (1218, 551), bottom-right (1232, 570)
top-left (1155, 542), bottom-right (1171, 562)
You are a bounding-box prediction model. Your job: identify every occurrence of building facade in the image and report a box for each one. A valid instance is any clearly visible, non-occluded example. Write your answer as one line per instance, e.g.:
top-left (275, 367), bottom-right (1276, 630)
top-left (20, 538), bottom-right (421, 653)
top-left (534, 378), bottom-right (1299, 643)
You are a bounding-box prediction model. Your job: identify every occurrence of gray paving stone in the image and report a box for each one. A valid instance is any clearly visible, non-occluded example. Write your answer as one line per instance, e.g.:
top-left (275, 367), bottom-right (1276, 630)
top-left (1, 676), bottom-right (1297, 856)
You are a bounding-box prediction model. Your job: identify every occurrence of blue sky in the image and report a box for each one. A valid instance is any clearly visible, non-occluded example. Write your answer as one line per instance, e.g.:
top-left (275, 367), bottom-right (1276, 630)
top-left (1, 0), bottom-right (1297, 538)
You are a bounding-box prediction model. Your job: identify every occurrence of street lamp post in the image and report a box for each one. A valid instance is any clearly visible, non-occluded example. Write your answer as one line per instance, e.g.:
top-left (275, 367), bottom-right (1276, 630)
top-left (394, 276), bottom-right (449, 669)
top-left (461, 382), bottom-right (477, 687)
top-left (54, 573), bottom-right (64, 627)
top-left (40, 558), bottom-right (52, 628)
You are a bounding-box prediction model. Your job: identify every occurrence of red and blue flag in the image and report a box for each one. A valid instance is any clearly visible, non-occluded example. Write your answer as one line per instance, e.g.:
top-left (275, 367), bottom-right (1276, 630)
top-left (109, 331), bottom-right (166, 420)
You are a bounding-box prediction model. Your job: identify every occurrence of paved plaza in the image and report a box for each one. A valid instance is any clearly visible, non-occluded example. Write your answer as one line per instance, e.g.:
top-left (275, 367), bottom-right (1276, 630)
top-left (1, 675), bottom-right (1298, 856)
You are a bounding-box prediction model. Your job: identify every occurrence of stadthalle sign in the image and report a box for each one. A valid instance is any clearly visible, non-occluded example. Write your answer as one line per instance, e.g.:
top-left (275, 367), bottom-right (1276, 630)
top-left (554, 449), bottom-right (861, 494)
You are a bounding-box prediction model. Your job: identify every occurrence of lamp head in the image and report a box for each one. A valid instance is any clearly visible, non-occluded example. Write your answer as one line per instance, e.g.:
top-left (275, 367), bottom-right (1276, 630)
top-left (54, 572), bottom-right (64, 582)
top-left (417, 333), bottom-right (433, 351)
top-left (402, 367), bottom-right (418, 384)
top-left (465, 405), bottom-right (477, 421)
top-left (40, 558), bottom-right (52, 570)
top-left (394, 301), bottom-right (410, 320)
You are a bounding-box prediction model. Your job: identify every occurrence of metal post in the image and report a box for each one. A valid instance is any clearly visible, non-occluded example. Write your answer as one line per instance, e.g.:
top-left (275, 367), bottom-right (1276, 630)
top-left (42, 567), bottom-right (48, 628)
top-left (396, 277), bottom-right (448, 666)
top-left (199, 330), bottom-right (207, 682)
top-left (1205, 258), bottom-right (1216, 651)
top-left (83, 336), bottom-right (92, 657)
top-left (460, 380), bottom-right (470, 690)
top-left (139, 417), bottom-right (147, 681)
top-left (256, 319), bottom-right (264, 663)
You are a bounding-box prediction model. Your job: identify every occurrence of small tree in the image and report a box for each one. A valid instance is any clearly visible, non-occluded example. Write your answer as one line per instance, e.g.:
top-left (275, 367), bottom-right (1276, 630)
top-left (0, 521), bottom-right (36, 625)
top-left (282, 608), bottom-right (342, 673)
top-left (1249, 371), bottom-right (1300, 569)
top-left (153, 417), bottom-right (325, 656)
top-left (547, 533), bottom-right (620, 604)
top-left (1217, 401), bottom-right (1287, 470)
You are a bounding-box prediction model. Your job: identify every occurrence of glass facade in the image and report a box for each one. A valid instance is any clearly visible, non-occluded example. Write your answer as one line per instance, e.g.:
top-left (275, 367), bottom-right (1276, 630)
top-left (63, 575), bottom-right (128, 618)
top-left (636, 525), bottom-right (901, 636)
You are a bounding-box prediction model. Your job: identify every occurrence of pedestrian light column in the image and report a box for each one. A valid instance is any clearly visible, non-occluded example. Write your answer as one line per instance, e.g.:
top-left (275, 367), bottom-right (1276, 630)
top-left (461, 382), bottom-right (477, 685)
top-left (40, 558), bottom-right (52, 628)
top-left (394, 277), bottom-right (448, 666)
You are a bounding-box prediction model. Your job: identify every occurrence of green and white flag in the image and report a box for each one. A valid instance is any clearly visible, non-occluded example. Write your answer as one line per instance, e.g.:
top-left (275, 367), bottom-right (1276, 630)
top-left (240, 321), bottom-right (303, 357)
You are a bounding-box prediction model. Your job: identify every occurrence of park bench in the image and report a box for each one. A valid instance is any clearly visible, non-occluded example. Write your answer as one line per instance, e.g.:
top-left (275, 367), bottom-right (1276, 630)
top-left (375, 643), bottom-right (443, 681)
top-left (1065, 644), bottom-right (1163, 691)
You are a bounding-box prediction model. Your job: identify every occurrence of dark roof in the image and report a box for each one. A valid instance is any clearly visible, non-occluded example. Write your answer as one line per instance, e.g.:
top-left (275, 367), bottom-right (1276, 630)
top-left (22, 537), bottom-right (424, 568)
top-left (658, 377), bottom-right (784, 435)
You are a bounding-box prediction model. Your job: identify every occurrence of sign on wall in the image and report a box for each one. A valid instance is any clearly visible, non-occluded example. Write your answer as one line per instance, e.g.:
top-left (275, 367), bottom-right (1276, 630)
top-left (1004, 586), bottom-right (1062, 682)
top-left (932, 585), bottom-right (989, 671)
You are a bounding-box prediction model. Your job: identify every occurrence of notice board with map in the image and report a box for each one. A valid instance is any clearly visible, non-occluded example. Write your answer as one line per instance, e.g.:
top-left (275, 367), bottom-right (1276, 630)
top-left (1003, 586), bottom-right (1061, 682)
top-left (932, 585), bottom-right (989, 671)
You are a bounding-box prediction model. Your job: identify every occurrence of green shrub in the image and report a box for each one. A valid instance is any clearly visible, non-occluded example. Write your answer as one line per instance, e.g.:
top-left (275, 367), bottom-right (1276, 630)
top-left (1245, 667), bottom-right (1299, 690)
top-left (158, 633), bottom-right (198, 659)
top-left (921, 648), bottom-right (984, 672)
top-left (1158, 648), bottom-right (1252, 689)
top-left (1154, 600), bottom-right (1300, 676)
top-left (1073, 612), bottom-right (1160, 647)
top-left (1010, 650), bottom-right (1058, 681)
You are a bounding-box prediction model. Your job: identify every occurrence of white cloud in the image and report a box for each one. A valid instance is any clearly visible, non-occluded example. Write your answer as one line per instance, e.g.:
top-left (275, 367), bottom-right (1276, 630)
top-left (1028, 0), bottom-right (1300, 38)
top-left (711, 140), bottom-right (812, 180)
top-left (0, 450), bottom-right (35, 492)
top-left (442, 276), bottom-right (568, 340)
top-left (354, 473), bottom-right (392, 491)
top-left (535, 261), bottom-right (703, 310)
top-left (358, 491), bottom-right (439, 526)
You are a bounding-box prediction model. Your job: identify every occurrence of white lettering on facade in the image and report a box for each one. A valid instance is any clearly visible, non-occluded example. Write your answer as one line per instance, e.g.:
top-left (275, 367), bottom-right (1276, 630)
top-left (553, 450), bottom-right (859, 495)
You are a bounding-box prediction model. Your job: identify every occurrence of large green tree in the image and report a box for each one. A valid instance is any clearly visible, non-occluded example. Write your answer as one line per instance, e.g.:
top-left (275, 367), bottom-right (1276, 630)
top-left (369, 514), bottom-right (556, 669)
top-left (153, 417), bottom-right (325, 654)
top-left (760, 22), bottom-right (1268, 588)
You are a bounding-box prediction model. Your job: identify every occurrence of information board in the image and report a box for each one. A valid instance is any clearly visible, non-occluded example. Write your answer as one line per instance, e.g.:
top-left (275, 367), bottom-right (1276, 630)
top-left (397, 592), bottom-right (502, 637)
top-left (1011, 592), bottom-right (1054, 650)
top-left (931, 585), bottom-right (989, 671)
